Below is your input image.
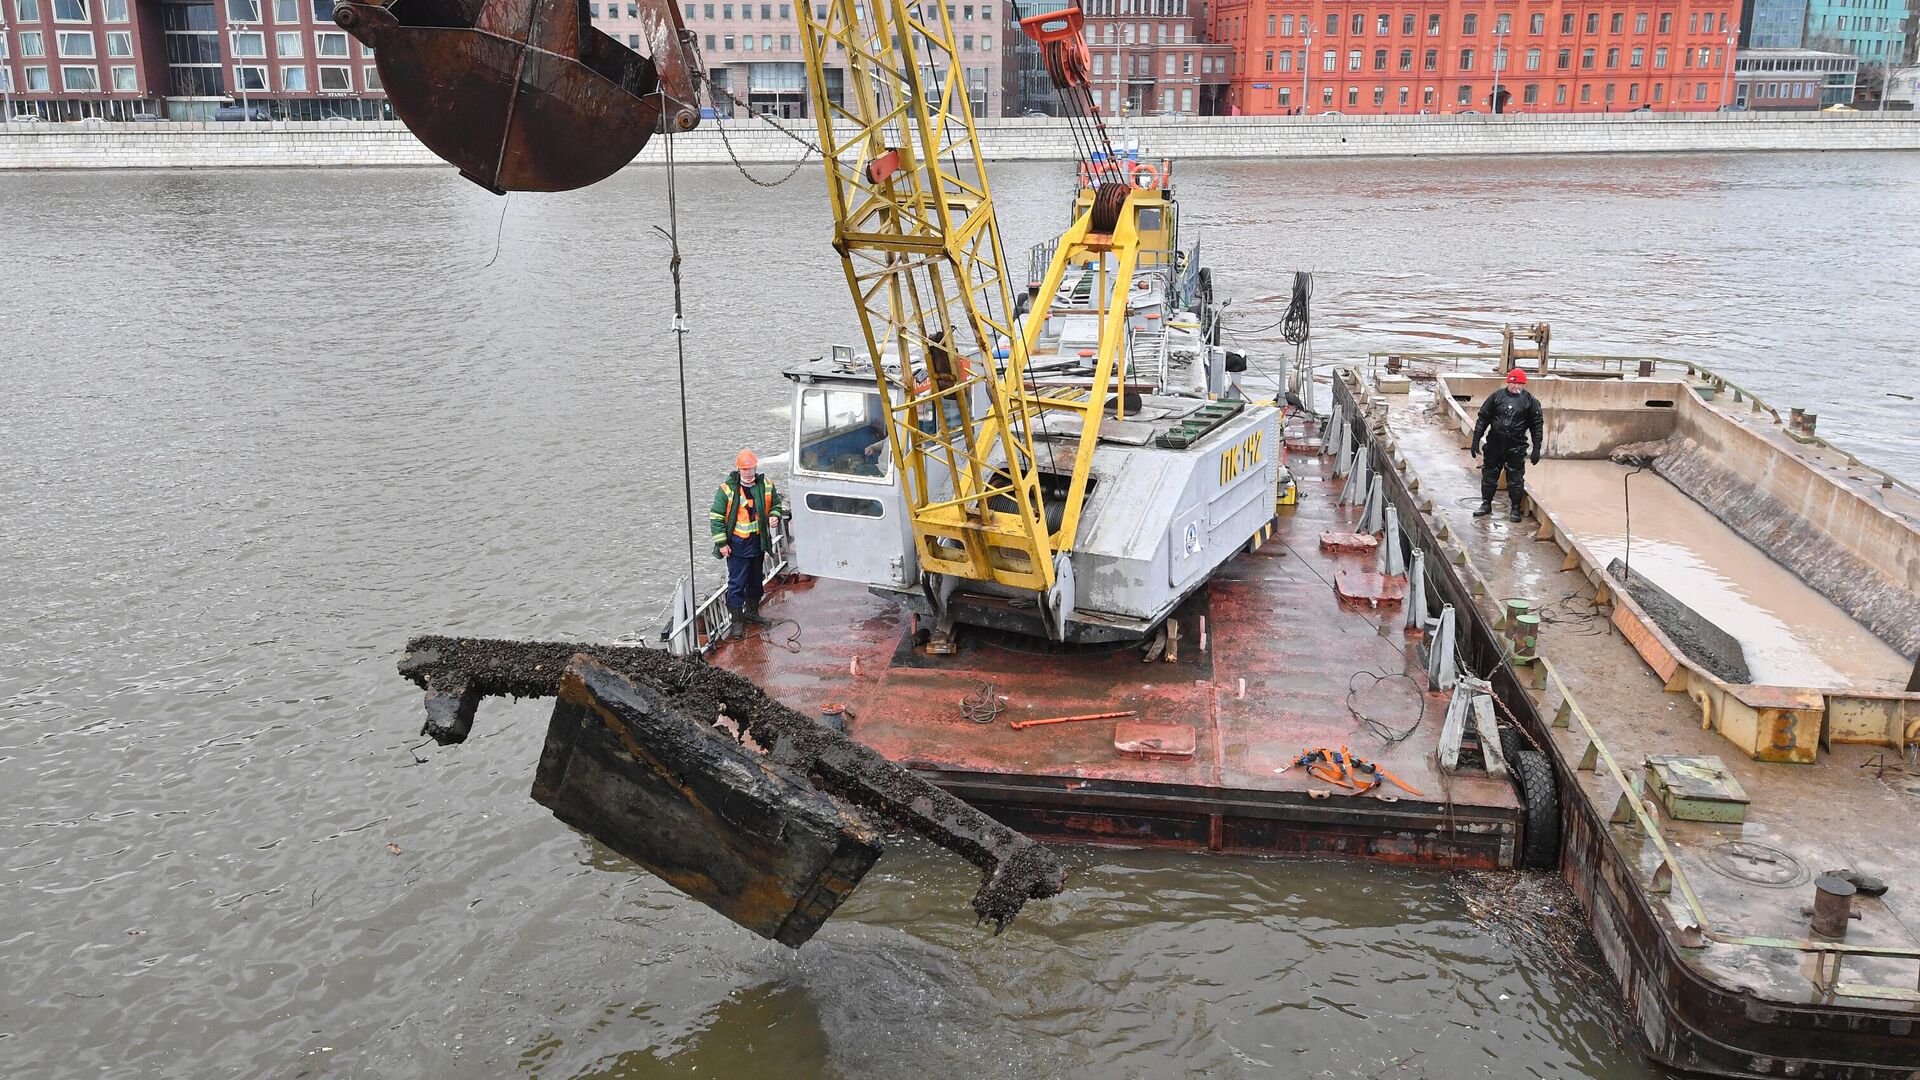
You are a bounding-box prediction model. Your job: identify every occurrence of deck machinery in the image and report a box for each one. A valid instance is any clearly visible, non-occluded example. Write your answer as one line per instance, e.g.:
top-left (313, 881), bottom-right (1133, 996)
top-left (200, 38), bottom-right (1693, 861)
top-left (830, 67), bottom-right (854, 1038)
top-left (335, 0), bottom-right (1280, 645)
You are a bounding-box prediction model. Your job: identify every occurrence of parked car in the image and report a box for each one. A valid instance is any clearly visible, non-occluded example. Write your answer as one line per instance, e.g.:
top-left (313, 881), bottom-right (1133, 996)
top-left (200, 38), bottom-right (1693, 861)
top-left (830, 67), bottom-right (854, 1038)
top-left (213, 103), bottom-right (271, 121)
top-left (9, 113), bottom-right (45, 123)
top-left (130, 112), bottom-right (166, 122)
top-left (1718, 102), bottom-right (1748, 112)
top-left (72, 116), bottom-right (108, 126)
top-left (1021, 109), bottom-right (1052, 118)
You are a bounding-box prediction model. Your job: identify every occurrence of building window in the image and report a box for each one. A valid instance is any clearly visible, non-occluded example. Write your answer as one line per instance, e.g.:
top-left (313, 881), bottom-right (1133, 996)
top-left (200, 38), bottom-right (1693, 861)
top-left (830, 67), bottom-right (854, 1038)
top-left (1373, 47), bottom-right (1385, 70)
top-left (1350, 12), bottom-right (1362, 34)
top-left (20, 31), bottom-right (44, 58)
top-left (1401, 13), bottom-right (1413, 34)
top-left (1561, 13), bottom-right (1574, 33)
top-left (1585, 12), bottom-right (1597, 33)
top-left (722, 33), bottom-right (733, 48)
top-left (1280, 14), bottom-right (1292, 35)
top-left (1278, 86), bottom-right (1291, 106)
top-left (232, 64), bottom-right (267, 89)
top-left (1183, 54), bottom-right (1193, 73)
top-left (1651, 82), bottom-right (1662, 102)
top-left (1493, 46), bottom-right (1506, 71)
top-left (1495, 13), bottom-right (1509, 33)
top-left (363, 63), bottom-right (381, 90)
top-left (61, 64), bottom-right (99, 89)
top-left (233, 31), bottom-right (266, 57)
top-left (1263, 50), bottom-right (1272, 71)
top-left (1398, 85), bottom-right (1408, 104)
top-left (1348, 49), bottom-right (1361, 71)
top-left (1581, 47), bottom-right (1594, 70)
top-left (1529, 13), bottom-right (1544, 34)
top-left (106, 31), bottom-right (132, 56)
top-left (111, 64), bottom-right (135, 89)
top-left (703, 33), bottom-right (714, 49)
top-left (1631, 47), bottom-right (1643, 68)
top-left (1634, 12), bottom-right (1647, 33)
top-left (315, 31), bottom-right (349, 57)
top-left (274, 0), bottom-right (297, 18)
top-left (281, 64), bottom-right (306, 90)
top-left (276, 31), bottom-right (302, 55)
top-left (1525, 47), bottom-right (1540, 70)
top-left (1628, 82), bottom-right (1639, 101)
top-left (1606, 46), bottom-right (1619, 69)
top-left (1654, 46), bottom-right (1667, 69)
top-left (1462, 13), bottom-right (1476, 34)
top-left (58, 32), bottom-right (95, 57)
top-left (1398, 48), bottom-right (1411, 70)
top-left (1522, 82), bottom-right (1539, 104)
top-left (1346, 85), bottom-right (1358, 105)
top-left (318, 64), bottom-right (350, 90)
top-left (1609, 12), bottom-right (1622, 32)
top-left (1092, 53), bottom-right (1103, 75)
top-left (1325, 13), bottom-right (1336, 36)
top-left (311, 0), bottom-right (333, 19)
top-left (1427, 14), bottom-right (1439, 35)
top-left (1457, 83), bottom-right (1471, 104)
top-left (1275, 51), bottom-right (1289, 72)
top-left (52, 0), bottom-right (88, 22)
top-left (1604, 81), bottom-right (1615, 102)
top-left (1696, 81), bottom-right (1708, 101)
top-left (1422, 85), bottom-right (1434, 105)
top-left (228, 0), bottom-right (260, 21)
top-left (1555, 84), bottom-right (1567, 103)
top-left (104, 0), bottom-right (126, 20)
top-left (1322, 85), bottom-right (1332, 104)
top-left (16, 0), bottom-right (41, 20)
top-left (1459, 48), bottom-right (1474, 71)
top-left (1322, 49), bottom-right (1335, 71)
top-left (1373, 84), bottom-right (1384, 104)
top-left (26, 66), bottom-right (51, 90)
top-left (1579, 82), bottom-right (1591, 102)
top-left (1423, 48), bottom-right (1436, 70)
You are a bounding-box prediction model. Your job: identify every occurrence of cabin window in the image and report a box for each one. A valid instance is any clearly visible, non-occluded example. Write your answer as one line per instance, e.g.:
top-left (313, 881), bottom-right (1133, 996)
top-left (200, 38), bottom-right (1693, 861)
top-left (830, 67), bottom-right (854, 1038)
top-left (797, 387), bottom-right (891, 480)
top-left (805, 493), bottom-right (886, 518)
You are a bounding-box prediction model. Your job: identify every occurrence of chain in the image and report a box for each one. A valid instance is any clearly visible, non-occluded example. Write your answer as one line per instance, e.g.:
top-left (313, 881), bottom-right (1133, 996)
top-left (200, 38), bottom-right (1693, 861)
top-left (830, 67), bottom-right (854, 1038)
top-left (684, 48), bottom-right (822, 187)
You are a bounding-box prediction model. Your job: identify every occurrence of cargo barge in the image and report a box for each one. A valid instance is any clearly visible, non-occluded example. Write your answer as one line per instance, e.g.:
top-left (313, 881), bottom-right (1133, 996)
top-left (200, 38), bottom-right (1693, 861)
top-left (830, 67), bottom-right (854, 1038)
top-left (667, 339), bottom-right (1920, 1078)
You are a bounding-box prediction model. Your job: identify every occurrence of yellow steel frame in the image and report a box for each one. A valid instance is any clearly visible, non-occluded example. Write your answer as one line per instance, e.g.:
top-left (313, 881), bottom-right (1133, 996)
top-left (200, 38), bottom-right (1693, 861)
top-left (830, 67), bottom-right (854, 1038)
top-left (799, 0), bottom-right (1056, 591)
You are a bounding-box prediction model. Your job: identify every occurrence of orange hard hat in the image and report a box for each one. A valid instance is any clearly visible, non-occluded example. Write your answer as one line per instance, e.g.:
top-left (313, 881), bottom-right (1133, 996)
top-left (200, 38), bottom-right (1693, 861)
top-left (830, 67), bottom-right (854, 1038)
top-left (736, 449), bottom-right (758, 470)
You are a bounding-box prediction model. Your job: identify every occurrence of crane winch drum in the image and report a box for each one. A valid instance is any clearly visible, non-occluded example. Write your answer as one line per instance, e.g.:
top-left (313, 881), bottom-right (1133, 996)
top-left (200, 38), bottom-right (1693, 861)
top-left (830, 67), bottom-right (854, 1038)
top-left (333, 0), bottom-right (701, 193)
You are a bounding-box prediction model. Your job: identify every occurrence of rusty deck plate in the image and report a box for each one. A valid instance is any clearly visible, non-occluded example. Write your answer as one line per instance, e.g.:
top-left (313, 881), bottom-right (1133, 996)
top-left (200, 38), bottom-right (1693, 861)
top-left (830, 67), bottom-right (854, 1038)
top-left (716, 441), bottom-right (1522, 867)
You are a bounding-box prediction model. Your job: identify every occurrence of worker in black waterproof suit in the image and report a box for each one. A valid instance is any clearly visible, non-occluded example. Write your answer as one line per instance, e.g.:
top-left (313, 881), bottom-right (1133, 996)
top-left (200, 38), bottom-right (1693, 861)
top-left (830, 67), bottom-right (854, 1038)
top-left (1470, 368), bottom-right (1545, 521)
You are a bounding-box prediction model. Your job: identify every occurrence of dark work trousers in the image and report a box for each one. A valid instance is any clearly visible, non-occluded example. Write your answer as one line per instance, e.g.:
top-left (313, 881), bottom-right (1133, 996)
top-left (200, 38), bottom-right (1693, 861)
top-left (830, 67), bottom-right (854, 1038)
top-left (1480, 437), bottom-right (1528, 508)
top-left (724, 533), bottom-right (764, 611)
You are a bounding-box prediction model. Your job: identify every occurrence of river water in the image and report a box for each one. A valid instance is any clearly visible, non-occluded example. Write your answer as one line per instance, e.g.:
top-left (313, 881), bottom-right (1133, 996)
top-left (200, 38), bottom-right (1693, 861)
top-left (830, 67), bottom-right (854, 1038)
top-left (5, 151), bottom-right (1919, 1080)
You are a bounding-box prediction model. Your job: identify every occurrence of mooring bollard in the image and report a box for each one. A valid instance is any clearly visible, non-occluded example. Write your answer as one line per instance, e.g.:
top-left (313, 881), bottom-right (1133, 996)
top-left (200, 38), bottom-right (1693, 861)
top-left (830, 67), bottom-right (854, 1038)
top-left (1406, 550), bottom-right (1427, 633)
top-left (1811, 875), bottom-right (1856, 940)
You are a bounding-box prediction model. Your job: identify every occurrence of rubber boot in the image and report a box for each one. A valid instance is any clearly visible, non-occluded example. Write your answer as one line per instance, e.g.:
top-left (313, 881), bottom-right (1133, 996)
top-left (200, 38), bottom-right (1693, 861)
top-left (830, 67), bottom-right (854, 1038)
top-left (1473, 500), bottom-right (1493, 518)
top-left (743, 600), bottom-right (769, 626)
top-left (724, 606), bottom-right (746, 639)
top-left (1509, 503), bottom-right (1525, 522)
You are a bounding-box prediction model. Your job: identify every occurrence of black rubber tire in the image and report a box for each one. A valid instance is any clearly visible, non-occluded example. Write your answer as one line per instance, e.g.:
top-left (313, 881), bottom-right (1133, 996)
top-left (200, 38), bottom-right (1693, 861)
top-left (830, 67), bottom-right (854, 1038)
top-left (1498, 723), bottom-right (1523, 769)
top-left (1514, 749), bottom-right (1562, 871)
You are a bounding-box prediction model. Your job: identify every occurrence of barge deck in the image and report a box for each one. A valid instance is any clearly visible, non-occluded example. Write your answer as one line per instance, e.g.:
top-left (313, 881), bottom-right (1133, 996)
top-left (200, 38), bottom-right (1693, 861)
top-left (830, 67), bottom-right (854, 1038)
top-left (716, 436), bottom-right (1525, 867)
top-left (1362, 355), bottom-right (1920, 1078)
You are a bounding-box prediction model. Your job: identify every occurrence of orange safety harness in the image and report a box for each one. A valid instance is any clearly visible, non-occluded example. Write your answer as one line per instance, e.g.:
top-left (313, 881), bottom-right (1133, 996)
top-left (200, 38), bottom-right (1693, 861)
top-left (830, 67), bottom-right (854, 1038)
top-left (1280, 746), bottom-right (1424, 797)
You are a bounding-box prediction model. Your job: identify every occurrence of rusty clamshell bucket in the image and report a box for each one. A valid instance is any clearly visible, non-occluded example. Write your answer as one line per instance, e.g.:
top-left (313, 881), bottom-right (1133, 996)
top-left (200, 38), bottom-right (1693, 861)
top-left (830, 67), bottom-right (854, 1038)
top-left (334, 0), bottom-right (701, 193)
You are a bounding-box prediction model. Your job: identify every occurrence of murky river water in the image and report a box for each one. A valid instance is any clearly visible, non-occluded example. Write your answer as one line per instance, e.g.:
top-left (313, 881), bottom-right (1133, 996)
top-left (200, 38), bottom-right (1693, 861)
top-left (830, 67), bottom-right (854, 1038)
top-left (6, 152), bottom-right (1919, 1080)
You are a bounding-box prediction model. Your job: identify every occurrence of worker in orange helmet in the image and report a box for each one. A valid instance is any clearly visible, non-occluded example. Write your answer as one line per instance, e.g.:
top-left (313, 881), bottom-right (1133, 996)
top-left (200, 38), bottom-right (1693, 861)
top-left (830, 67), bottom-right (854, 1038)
top-left (709, 448), bottom-right (789, 638)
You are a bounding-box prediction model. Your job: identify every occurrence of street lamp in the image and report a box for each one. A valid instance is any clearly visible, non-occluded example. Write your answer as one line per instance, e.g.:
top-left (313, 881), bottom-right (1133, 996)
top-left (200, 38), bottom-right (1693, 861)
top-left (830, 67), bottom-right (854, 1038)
top-left (228, 25), bottom-right (251, 120)
top-left (1490, 19), bottom-right (1506, 112)
top-left (1301, 28), bottom-right (1311, 114)
top-left (2, 17), bottom-right (13, 123)
top-left (1721, 32), bottom-right (1735, 110)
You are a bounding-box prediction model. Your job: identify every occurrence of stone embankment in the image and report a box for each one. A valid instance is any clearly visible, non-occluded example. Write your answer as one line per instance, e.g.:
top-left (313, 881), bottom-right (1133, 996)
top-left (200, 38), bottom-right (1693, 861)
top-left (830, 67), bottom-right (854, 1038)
top-left (2, 112), bottom-right (1916, 170)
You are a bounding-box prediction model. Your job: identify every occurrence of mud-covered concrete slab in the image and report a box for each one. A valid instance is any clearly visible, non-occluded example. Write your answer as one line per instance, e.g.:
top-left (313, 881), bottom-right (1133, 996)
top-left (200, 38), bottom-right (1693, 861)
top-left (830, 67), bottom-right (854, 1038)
top-left (536, 656), bottom-right (882, 947)
top-left (397, 635), bottom-right (1066, 930)
top-left (1607, 557), bottom-right (1752, 685)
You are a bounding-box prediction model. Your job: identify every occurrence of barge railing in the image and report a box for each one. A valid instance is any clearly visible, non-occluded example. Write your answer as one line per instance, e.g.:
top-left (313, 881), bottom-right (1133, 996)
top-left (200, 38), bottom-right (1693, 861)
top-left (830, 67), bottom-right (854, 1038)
top-left (1366, 348), bottom-right (1920, 502)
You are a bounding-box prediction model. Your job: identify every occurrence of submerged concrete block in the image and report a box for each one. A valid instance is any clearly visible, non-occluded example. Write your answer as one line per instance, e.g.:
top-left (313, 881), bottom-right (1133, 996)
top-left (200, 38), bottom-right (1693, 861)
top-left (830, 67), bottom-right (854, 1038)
top-left (535, 656), bottom-right (882, 947)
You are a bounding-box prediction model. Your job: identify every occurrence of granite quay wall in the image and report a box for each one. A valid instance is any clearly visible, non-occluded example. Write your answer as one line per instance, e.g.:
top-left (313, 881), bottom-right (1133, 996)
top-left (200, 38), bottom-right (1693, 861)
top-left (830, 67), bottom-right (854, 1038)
top-left (2, 112), bottom-right (1917, 171)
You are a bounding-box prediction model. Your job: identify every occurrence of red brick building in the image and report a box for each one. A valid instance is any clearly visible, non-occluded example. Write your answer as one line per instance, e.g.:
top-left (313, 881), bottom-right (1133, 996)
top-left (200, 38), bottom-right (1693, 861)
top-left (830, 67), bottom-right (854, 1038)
top-left (2, 0), bottom-right (389, 121)
top-left (1206, 0), bottom-right (1743, 115)
top-left (1074, 0), bottom-right (1235, 116)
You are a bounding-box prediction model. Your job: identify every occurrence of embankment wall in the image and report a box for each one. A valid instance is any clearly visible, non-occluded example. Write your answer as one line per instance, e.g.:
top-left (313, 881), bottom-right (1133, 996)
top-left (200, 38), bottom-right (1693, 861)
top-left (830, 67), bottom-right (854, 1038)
top-left (2, 112), bottom-right (1917, 171)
